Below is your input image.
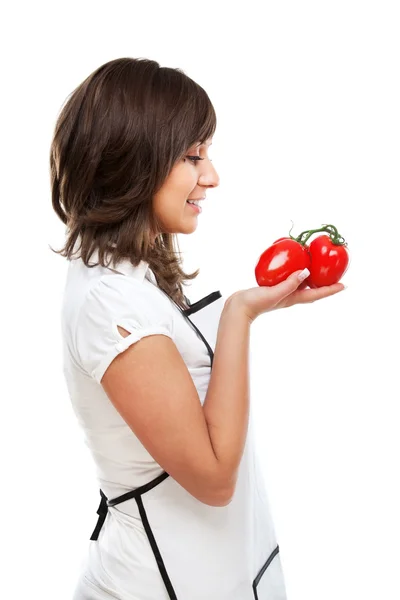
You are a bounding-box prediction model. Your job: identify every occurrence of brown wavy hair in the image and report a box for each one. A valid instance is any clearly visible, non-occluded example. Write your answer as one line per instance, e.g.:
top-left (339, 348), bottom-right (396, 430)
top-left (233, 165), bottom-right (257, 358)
top-left (49, 57), bottom-right (217, 309)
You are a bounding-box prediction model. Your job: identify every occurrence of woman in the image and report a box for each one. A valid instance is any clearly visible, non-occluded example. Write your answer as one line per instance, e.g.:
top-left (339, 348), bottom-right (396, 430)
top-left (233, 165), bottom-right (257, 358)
top-left (51, 57), bottom-right (344, 600)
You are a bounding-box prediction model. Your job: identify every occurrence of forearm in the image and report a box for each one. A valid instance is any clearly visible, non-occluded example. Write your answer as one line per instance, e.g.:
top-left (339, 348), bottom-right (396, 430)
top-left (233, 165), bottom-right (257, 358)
top-left (203, 297), bottom-right (251, 493)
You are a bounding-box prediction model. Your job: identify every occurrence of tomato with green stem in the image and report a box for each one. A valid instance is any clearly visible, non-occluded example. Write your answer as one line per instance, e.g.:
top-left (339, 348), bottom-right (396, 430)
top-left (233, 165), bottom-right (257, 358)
top-left (304, 232), bottom-right (350, 288)
top-left (255, 224), bottom-right (349, 288)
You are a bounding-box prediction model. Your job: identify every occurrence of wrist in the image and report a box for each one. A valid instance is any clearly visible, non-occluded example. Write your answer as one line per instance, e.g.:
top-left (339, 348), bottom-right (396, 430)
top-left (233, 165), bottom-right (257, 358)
top-left (223, 293), bottom-right (253, 326)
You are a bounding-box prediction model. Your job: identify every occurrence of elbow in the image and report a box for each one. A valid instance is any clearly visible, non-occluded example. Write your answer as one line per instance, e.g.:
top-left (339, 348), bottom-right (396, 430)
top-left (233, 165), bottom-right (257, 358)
top-left (212, 492), bottom-right (234, 507)
top-left (204, 483), bottom-right (235, 507)
top-left (191, 466), bottom-right (238, 507)
top-left (208, 469), bottom-right (238, 506)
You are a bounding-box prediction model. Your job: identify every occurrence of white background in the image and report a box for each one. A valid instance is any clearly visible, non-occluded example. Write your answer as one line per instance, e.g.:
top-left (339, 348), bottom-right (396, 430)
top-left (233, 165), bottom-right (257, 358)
top-left (2, 1), bottom-right (399, 598)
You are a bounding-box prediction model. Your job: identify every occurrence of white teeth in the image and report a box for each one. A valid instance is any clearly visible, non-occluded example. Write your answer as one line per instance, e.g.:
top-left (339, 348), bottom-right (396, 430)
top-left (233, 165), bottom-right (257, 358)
top-left (187, 200), bottom-right (200, 206)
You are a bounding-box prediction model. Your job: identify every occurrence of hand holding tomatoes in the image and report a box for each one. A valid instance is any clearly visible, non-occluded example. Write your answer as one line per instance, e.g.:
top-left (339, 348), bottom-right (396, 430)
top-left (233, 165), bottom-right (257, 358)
top-left (255, 223), bottom-right (350, 288)
top-left (225, 223), bottom-right (348, 324)
top-left (227, 267), bottom-right (345, 324)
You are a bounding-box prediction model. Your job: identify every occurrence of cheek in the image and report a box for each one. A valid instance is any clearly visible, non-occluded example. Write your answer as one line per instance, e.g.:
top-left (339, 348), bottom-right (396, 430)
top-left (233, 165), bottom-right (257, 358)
top-left (176, 163), bottom-right (197, 189)
top-left (154, 165), bottom-right (196, 211)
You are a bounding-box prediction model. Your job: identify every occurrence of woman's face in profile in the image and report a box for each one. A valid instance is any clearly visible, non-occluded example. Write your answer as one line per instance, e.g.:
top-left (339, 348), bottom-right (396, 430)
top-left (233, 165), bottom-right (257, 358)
top-left (152, 138), bottom-right (219, 236)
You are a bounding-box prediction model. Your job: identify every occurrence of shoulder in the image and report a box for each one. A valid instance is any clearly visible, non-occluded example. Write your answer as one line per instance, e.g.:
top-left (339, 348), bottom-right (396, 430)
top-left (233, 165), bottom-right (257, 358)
top-left (83, 273), bottom-right (173, 318)
top-left (74, 273), bottom-right (176, 383)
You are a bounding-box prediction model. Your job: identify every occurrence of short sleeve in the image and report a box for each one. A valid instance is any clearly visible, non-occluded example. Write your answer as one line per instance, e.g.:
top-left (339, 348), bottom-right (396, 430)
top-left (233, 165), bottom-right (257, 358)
top-left (75, 276), bottom-right (175, 384)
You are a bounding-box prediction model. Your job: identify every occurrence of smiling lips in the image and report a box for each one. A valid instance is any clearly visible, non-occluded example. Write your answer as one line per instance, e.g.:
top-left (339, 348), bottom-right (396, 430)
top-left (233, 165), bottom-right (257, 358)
top-left (186, 200), bottom-right (203, 213)
top-left (187, 195), bottom-right (204, 206)
top-left (186, 196), bottom-right (205, 215)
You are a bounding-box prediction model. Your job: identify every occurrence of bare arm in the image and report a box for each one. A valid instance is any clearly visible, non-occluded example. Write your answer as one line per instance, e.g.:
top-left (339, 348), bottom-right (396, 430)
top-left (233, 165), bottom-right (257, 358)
top-left (101, 297), bottom-right (250, 507)
top-left (202, 297), bottom-right (251, 495)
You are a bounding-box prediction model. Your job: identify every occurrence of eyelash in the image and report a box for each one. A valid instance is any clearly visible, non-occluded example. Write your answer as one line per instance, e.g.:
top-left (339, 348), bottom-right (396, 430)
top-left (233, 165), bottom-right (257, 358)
top-left (185, 156), bottom-right (212, 166)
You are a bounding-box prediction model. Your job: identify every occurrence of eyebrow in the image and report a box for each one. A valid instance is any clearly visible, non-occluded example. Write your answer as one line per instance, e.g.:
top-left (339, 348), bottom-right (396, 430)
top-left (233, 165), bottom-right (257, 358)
top-left (196, 141), bottom-right (213, 147)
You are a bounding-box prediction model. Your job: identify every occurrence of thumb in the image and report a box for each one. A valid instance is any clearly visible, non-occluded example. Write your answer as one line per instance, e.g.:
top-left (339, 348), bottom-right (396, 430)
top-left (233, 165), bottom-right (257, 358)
top-left (269, 268), bottom-right (310, 302)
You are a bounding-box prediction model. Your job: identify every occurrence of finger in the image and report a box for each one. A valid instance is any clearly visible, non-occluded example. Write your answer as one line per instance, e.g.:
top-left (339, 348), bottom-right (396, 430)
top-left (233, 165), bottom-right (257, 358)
top-left (263, 269), bottom-right (311, 309)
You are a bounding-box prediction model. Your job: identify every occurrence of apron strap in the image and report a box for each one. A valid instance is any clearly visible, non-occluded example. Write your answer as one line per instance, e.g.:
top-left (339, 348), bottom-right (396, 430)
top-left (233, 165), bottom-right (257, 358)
top-left (90, 489), bottom-right (108, 541)
top-left (90, 472), bottom-right (170, 540)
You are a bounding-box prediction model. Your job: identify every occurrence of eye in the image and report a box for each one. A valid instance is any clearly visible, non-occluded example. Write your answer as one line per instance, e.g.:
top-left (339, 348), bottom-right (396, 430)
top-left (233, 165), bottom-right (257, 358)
top-left (185, 156), bottom-right (213, 166)
top-left (185, 156), bottom-right (204, 166)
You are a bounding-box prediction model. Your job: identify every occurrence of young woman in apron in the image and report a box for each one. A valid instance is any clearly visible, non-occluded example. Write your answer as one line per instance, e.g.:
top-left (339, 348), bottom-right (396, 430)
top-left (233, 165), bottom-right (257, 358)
top-left (54, 58), bottom-right (345, 599)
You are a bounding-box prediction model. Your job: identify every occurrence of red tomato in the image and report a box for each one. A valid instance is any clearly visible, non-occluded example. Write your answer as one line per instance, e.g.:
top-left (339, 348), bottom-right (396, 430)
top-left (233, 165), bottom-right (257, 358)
top-left (306, 234), bottom-right (349, 287)
top-left (273, 237), bottom-right (311, 259)
top-left (255, 238), bottom-right (311, 286)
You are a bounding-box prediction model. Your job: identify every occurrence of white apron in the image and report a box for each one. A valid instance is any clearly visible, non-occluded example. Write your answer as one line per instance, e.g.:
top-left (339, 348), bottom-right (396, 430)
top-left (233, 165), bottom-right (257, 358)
top-left (81, 287), bottom-right (288, 600)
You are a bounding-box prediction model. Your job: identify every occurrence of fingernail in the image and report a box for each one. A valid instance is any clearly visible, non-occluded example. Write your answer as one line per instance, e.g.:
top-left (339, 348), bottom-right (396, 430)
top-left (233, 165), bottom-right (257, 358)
top-left (298, 268), bottom-right (310, 282)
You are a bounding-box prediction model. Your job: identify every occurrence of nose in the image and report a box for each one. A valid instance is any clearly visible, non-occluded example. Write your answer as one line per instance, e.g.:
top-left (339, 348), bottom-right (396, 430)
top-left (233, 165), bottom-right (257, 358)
top-left (199, 160), bottom-right (220, 188)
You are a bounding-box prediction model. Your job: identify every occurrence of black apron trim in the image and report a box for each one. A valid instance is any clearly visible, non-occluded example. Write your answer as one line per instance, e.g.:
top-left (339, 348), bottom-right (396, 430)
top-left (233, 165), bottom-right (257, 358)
top-left (89, 489), bottom-right (108, 541)
top-left (107, 470), bottom-right (170, 506)
top-left (90, 471), bottom-right (170, 540)
top-left (136, 494), bottom-right (178, 599)
top-left (182, 290), bottom-right (221, 316)
top-left (180, 291), bottom-right (221, 369)
top-left (252, 544), bottom-right (280, 599)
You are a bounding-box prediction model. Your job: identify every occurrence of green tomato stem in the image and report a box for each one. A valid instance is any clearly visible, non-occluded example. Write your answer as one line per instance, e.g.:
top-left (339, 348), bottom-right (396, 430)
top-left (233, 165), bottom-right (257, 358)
top-left (292, 223), bottom-right (347, 246)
